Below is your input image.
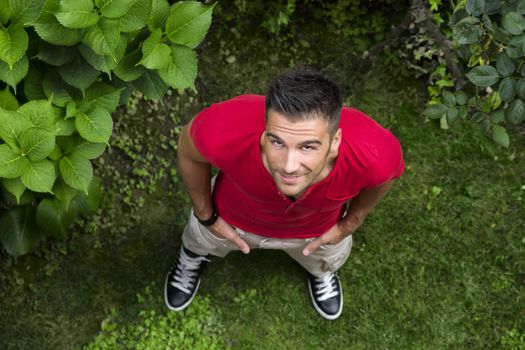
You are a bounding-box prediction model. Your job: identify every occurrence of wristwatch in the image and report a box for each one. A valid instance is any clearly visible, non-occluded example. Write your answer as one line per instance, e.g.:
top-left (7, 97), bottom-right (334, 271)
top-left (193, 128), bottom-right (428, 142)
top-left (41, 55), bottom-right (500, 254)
top-left (194, 208), bottom-right (219, 226)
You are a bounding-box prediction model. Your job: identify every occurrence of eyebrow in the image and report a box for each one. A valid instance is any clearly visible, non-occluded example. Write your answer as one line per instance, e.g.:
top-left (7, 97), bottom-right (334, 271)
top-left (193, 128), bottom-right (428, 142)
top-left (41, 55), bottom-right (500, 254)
top-left (266, 132), bottom-right (323, 146)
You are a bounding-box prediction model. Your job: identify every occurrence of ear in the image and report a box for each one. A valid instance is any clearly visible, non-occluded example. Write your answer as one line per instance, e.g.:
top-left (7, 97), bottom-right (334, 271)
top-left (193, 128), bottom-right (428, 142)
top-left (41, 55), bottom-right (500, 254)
top-left (330, 128), bottom-right (342, 152)
top-left (260, 130), bottom-right (266, 147)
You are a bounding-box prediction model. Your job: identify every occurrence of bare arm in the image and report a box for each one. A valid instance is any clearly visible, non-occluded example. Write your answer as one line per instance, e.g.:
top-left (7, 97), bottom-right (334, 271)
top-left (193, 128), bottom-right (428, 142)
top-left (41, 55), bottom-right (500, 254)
top-left (303, 180), bottom-right (396, 256)
top-left (177, 119), bottom-right (214, 219)
top-left (177, 119), bottom-right (250, 253)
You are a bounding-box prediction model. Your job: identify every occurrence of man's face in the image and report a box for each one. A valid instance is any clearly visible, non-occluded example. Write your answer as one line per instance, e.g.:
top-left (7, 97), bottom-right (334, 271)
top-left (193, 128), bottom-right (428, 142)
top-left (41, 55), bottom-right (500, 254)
top-left (262, 109), bottom-right (341, 198)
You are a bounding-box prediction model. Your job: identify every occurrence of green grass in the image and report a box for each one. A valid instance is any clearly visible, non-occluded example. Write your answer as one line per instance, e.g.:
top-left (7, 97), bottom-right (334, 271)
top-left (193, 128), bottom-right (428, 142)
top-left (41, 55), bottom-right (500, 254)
top-left (1, 16), bottom-right (525, 350)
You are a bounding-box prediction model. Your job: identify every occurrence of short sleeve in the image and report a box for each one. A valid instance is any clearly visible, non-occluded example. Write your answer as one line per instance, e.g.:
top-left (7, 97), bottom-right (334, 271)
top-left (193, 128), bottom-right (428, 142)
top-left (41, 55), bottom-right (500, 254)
top-left (365, 130), bottom-right (405, 189)
top-left (189, 103), bottom-right (222, 168)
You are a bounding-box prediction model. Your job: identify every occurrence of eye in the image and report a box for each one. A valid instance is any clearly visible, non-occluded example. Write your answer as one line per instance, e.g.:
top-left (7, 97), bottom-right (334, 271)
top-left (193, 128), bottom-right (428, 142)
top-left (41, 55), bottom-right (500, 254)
top-left (271, 140), bottom-right (283, 147)
top-left (302, 145), bottom-right (316, 151)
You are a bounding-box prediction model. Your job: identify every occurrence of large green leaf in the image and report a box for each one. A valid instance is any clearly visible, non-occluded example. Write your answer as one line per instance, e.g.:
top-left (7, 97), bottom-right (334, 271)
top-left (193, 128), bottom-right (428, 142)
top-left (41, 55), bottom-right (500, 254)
top-left (82, 17), bottom-right (120, 56)
top-left (85, 82), bottom-right (122, 113)
top-left (21, 158), bottom-right (55, 192)
top-left (490, 109), bottom-right (505, 123)
top-left (119, 0), bottom-right (151, 32)
top-left (36, 42), bottom-right (77, 66)
top-left (36, 198), bottom-right (77, 240)
top-left (72, 175), bottom-right (102, 215)
top-left (148, 0), bottom-right (169, 30)
top-left (40, 0), bottom-right (60, 14)
top-left (0, 144), bottom-right (29, 178)
top-left (53, 178), bottom-right (80, 210)
top-left (133, 69), bottom-right (168, 100)
top-left (166, 1), bottom-right (215, 48)
top-left (158, 45), bottom-right (197, 90)
top-left (506, 98), bottom-right (525, 124)
top-left (78, 36), bottom-right (126, 75)
top-left (20, 127), bottom-right (55, 161)
top-left (70, 140), bottom-right (106, 159)
top-left (0, 2), bottom-right (11, 25)
top-left (114, 48), bottom-right (144, 81)
top-left (455, 90), bottom-right (468, 105)
top-left (446, 106), bottom-right (459, 124)
top-left (0, 109), bottom-right (32, 150)
top-left (139, 28), bottom-right (171, 69)
top-left (55, 0), bottom-right (99, 29)
top-left (499, 77), bottom-right (516, 102)
top-left (0, 25), bottom-right (28, 69)
top-left (0, 205), bottom-right (40, 256)
top-left (452, 16), bottom-right (483, 45)
top-left (96, 0), bottom-right (135, 18)
top-left (442, 90), bottom-right (456, 107)
top-left (1, 177), bottom-right (26, 204)
top-left (59, 153), bottom-right (92, 193)
top-left (0, 54), bottom-right (28, 90)
top-left (0, 86), bottom-right (19, 111)
top-left (8, 0), bottom-right (45, 26)
top-left (75, 106), bottom-right (113, 144)
top-left (466, 0), bottom-right (485, 16)
top-left (55, 118), bottom-right (75, 136)
top-left (34, 11), bottom-right (84, 46)
top-left (24, 66), bottom-right (47, 101)
top-left (502, 12), bottom-right (525, 35)
top-left (17, 99), bottom-right (55, 129)
top-left (516, 78), bottom-right (525, 99)
top-left (58, 55), bottom-right (100, 93)
top-left (466, 65), bottom-right (500, 87)
top-left (423, 103), bottom-right (447, 120)
top-left (491, 124), bottom-right (509, 148)
top-left (43, 69), bottom-right (73, 107)
top-left (495, 53), bottom-right (516, 77)
top-left (485, 0), bottom-right (501, 15)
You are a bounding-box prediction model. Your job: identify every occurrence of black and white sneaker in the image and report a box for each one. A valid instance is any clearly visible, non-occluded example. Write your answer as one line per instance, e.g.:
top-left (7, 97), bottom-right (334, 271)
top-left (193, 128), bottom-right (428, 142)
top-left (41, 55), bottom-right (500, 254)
top-left (164, 246), bottom-right (210, 311)
top-left (307, 272), bottom-right (343, 320)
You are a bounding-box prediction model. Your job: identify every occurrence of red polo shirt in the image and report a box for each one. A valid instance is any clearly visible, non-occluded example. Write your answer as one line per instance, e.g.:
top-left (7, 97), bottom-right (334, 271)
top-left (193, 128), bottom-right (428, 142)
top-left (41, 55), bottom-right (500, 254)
top-left (190, 95), bottom-right (404, 239)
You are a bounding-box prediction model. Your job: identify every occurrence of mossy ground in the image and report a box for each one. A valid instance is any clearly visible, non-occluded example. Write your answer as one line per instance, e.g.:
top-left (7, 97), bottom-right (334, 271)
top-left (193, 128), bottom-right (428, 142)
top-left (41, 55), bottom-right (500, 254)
top-left (1, 8), bottom-right (525, 350)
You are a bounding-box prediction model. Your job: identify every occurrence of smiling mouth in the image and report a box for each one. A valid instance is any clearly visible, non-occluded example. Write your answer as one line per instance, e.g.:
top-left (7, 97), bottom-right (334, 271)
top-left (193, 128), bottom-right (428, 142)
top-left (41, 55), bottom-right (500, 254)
top-left (278, 173), bottom-right (303, 185)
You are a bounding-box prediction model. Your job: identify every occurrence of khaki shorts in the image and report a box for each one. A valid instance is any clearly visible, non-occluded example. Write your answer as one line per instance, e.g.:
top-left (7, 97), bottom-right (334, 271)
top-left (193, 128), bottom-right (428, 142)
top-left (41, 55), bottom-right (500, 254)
top-left (181, 209), bottom-right (353, 278)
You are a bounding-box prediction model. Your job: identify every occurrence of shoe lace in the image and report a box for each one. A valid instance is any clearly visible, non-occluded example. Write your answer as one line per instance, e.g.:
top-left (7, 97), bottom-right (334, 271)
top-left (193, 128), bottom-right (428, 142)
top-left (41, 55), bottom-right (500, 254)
top-left (170, 249), bottom-right (210, 294)
top-left (313, 273), bottom-right (339, 302)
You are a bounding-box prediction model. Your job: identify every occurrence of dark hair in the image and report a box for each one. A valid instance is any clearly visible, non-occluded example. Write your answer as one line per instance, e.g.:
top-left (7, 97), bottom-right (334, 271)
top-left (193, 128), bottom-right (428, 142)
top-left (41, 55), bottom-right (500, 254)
top-left (265, 68), bottom-right (343, 136)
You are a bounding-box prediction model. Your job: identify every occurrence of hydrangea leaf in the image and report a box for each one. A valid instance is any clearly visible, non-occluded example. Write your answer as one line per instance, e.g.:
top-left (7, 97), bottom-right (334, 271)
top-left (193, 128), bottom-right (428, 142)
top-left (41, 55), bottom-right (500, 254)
top-left (0, 25), bottom-right (28, 69)
top-left (166, 1), bottom-right (215, 48)
top-left (59, 153), bottom-right (93, 193)
top-left (139, 28), bottom-right (171, 69)
top-left (55, 0), bottom-right (99, 29)
top-left (74, 106), bottom-right (113, 144)
top-left (157, 45), bottom-right (196, 90)
top-left (21, 158), bottom-right (55, 193)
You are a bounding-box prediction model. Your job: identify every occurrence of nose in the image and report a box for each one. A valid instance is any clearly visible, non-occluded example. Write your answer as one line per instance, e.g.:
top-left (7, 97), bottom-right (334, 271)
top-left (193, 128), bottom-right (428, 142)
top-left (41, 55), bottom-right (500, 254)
top-left (283, 149), bottom-right (299, 174)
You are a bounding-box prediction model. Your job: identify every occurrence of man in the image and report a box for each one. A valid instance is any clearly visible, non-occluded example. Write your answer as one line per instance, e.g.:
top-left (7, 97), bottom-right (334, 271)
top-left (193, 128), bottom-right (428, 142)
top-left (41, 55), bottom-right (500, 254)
top-left (164, 69), bottom-right (404, 320)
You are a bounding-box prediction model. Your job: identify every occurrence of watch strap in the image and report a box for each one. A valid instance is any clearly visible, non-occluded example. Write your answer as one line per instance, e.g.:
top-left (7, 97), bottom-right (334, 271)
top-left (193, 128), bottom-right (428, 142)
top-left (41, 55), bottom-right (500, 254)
top-left (194, 208), bottom-right (218, 226)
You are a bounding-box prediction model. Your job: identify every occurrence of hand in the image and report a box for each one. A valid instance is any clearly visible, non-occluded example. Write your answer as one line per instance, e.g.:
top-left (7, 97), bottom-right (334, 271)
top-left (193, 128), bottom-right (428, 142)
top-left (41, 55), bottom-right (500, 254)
top-left (208, 216), bottom-right (251, 254)
top-left (302, 223), bottom-right (351, 256)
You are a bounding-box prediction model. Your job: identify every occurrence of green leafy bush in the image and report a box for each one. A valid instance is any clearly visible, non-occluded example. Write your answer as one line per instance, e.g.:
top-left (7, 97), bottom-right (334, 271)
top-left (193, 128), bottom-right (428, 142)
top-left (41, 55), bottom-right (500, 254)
top-left (84, 284), bottom-right (227, 350)
top-left (424, 0), bottom-right (525, 147)
top-left (0, 0), bottom-right (214, 256)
